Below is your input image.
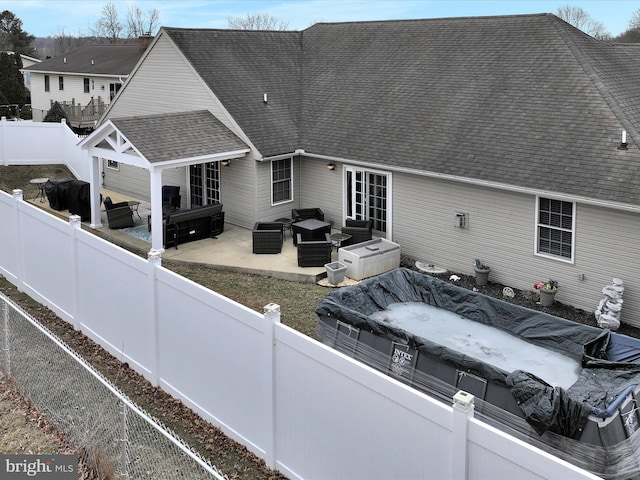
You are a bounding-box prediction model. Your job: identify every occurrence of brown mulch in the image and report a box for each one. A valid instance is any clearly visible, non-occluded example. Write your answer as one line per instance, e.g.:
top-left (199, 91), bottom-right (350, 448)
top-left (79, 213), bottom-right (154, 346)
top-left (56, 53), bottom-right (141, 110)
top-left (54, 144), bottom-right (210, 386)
top-left (399, 256), bottom-right (640, 339)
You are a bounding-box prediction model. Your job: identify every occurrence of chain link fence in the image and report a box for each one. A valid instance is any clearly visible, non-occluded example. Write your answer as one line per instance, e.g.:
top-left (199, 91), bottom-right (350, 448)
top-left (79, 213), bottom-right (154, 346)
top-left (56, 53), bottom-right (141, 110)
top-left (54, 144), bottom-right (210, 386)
top-left (0, 293), bottom-right (227, 480)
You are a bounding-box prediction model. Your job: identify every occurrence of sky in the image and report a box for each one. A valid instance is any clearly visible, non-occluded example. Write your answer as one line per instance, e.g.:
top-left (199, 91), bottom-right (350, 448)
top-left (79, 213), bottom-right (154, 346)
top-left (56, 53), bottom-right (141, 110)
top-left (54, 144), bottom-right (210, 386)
top-left (5, 0), bottom-right (640, 38)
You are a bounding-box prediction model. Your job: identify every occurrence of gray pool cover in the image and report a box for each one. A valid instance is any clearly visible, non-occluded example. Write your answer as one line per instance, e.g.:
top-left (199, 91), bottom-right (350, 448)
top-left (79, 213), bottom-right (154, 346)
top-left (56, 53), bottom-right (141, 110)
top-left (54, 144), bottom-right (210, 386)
top-left (316, 268), bottom-right (640, 438)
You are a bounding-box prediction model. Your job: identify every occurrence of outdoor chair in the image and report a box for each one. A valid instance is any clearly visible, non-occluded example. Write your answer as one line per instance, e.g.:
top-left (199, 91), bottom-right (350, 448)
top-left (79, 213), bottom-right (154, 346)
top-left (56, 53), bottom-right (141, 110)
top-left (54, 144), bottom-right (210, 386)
top-left (291, 207), bottom-right (324, 223)
top-left (296, 233), bottom-right (332, 267)
top-left (341, 219), bottom-right (373, 246)
top-left (162, 185), bottom-right (181, 212)
top-left (252, 222), bottom-right (284, 254)
top-left (103, 196), bottom-right (134, 229)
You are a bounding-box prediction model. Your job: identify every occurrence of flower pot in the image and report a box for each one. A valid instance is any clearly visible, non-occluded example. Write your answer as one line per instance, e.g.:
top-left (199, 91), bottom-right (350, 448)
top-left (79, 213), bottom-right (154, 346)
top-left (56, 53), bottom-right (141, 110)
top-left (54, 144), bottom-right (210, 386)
top-left (474, 267), bottom-right (490, 286)
top-left (539, 288), bottom-right (556, 307)
top-left (325, 261), bottom-right (347, 285)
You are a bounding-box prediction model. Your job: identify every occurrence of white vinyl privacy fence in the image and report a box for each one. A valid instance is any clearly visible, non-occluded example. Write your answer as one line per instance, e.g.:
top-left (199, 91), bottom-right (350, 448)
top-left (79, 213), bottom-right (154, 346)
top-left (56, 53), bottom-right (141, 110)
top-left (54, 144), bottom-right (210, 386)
top-left (0, 189), bottom-right (599, 480)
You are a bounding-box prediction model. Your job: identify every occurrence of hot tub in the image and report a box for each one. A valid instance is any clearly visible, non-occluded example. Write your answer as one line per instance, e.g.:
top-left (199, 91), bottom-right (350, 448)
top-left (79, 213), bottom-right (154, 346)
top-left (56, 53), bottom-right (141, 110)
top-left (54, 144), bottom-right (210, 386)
top-left (316, 268), bottom-right (640, 476)
top-left (337, 238), bottom-right (400, 280)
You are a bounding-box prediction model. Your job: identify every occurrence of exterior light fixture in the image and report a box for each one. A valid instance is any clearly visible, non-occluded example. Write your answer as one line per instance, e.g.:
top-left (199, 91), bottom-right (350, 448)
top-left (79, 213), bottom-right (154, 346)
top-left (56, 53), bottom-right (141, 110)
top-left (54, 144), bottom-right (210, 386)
top-left (221, 159), bottom-right (231, 167)
top-left (326, 163), bottom-right (336, 171)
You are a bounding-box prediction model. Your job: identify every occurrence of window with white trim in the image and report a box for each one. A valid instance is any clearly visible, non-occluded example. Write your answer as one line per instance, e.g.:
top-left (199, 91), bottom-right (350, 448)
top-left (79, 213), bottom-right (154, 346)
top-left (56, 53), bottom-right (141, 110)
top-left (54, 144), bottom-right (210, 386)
top-left (106, 160), bottom-right (119, 170)
top-left (58, 76), bottom-right (64, 90)
top-left (271, 158), bottom-right (292, 204)
top-left (44, 75), bottom-right (49, 92)
top-left (83, 78), bottom-right (90, 93)
top-left (536, 197), bottom-right (574, 260)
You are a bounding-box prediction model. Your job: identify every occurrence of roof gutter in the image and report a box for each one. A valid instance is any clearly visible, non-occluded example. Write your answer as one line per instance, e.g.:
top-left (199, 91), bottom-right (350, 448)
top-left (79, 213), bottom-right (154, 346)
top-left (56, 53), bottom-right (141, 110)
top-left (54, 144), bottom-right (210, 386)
top-left (258, 149), bottom-right (305, 161)
top-left (299, 151), bottom-right (640, 214)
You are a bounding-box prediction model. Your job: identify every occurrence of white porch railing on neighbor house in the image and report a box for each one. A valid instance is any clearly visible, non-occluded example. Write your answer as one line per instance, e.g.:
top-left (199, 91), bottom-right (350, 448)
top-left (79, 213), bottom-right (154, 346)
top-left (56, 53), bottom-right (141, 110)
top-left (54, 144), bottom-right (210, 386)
top-left (0, 117), bottom-right (90, 181)
top-left (0, 189), bottom-right (600, 480)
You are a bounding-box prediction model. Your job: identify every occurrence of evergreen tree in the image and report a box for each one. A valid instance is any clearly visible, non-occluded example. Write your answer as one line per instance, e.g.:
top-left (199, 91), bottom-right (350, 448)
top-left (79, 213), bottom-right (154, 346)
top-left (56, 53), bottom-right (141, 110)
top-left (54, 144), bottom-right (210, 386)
top-left (0, 51), bottom-right (27, 109)
top-left (0, 10), bottom-right (37, 57)
top-left (43, 101), bottom-right (69, 123)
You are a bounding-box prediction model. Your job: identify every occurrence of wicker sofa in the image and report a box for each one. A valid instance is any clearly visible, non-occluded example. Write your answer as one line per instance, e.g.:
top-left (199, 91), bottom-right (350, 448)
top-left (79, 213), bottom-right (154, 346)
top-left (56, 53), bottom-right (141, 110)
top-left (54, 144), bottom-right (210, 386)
top-left (296, 233), bottom-right (332, 267)
top-left (252, 222), bottom-right (284, 254)
top-left (162, 203), bottom-right (224, 249)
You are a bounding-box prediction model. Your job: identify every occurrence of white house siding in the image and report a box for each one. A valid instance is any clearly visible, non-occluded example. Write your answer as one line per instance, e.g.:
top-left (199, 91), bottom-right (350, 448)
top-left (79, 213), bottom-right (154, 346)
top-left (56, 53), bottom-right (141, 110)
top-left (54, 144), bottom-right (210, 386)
top-left (104, 34), bottom-right (260, 227)
top-left (392, 172), bottom-right (640, 327)
top-left (297, 156), bottom-right (344, 227)
top-left (29, 72), bottom-right (114, 122)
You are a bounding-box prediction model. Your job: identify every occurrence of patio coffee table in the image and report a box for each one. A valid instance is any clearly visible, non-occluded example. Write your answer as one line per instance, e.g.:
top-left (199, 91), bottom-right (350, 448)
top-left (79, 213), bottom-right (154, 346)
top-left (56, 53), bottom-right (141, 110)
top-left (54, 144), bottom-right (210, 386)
top-left (292, 218), bottom-right (331, 245)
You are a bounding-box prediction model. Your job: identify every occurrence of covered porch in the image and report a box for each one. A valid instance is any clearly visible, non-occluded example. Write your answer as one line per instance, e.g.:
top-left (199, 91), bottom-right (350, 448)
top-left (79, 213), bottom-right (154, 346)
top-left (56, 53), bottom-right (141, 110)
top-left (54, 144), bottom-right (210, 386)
top-left (79, 110), bottom-right (251, 254)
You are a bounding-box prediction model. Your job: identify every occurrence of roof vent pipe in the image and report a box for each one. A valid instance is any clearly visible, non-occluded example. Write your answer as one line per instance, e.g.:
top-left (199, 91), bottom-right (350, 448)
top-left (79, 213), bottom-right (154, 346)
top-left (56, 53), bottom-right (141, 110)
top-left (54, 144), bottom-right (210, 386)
top-left (618, 130), bottom-right (628, 150)
top-left (91, 59), bottom-right (94, 65)
top-left (63, 57), bottom-right (66, 63)
top-left (263, 93), bottom-right (268, 104)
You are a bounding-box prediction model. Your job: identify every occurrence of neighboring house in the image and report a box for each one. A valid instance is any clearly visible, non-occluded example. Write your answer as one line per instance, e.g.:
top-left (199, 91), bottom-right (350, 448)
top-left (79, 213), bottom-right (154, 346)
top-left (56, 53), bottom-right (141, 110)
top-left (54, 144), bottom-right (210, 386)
top-left (22, 41), bottom-right (148, 129)
top-left (83, 13), bottom-right (640, 325)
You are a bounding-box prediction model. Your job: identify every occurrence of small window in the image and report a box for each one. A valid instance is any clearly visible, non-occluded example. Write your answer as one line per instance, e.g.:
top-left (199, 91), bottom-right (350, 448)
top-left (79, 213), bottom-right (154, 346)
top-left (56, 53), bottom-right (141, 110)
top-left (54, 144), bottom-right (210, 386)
top-left (536, 197), bottom-right (574, 261)
top-left (83, 78), bottom-right (90, 93)
top-left (58, 76), bottom-right (64, 90)
top-left (271, 158), bottom-right (293, 204)
top-left (106, 160), bottom-right (119, 171)
top-left (44, 75), bottom-right (49, 92)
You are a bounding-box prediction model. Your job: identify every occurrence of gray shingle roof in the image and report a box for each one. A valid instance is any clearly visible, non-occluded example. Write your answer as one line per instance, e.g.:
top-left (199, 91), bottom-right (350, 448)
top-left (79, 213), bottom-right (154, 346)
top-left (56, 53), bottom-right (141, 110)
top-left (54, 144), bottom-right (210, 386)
top-left (164, 28), bottom-right (302, 158)
top-left (160, 14), bottom-right (640, 205)
top-left (110, 111), bottom-right (248, 164)
top-left (24, 44), bottom-right (144, 75)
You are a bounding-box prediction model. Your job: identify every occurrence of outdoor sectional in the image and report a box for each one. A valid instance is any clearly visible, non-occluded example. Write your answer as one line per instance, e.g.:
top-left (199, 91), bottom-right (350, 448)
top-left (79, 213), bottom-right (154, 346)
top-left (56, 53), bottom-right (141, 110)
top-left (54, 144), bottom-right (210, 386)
top-left (161, 203), bottom-right (224, 249)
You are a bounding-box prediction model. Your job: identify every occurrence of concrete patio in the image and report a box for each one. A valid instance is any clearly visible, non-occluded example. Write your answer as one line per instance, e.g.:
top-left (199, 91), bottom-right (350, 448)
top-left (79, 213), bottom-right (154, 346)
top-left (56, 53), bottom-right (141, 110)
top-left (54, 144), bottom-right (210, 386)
top-left (28, 193), bottom-right (337, 284)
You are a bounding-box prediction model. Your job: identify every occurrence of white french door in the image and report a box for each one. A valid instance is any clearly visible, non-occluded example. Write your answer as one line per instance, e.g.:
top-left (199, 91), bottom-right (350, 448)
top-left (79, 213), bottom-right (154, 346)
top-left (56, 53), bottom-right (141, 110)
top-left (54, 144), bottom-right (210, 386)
top-left (345, 167), bottom-right (390, 237)
top-left (189, 162), bottom-right (220, 206)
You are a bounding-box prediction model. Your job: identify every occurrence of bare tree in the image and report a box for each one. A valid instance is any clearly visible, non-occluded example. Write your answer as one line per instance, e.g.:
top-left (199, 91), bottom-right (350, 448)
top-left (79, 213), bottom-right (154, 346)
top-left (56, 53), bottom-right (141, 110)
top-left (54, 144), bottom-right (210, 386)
top-left (126, 5), bottom-right (160, 38)
top-left (53, 27), bottom-right (84, 56)
top-left (227, 13), bottom-right (289, 30)
top-left (556, 5), bottom-right (610, 40)
top-left (90, 2), bottom-right (123, 44)
top-left (628, 9), bottom-right (640, 31)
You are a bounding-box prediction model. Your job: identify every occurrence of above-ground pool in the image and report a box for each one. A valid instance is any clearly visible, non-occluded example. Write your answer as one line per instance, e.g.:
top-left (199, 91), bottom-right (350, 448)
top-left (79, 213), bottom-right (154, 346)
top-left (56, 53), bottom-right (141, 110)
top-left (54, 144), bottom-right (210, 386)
top-left (316, 268), bottom-right (640, 478)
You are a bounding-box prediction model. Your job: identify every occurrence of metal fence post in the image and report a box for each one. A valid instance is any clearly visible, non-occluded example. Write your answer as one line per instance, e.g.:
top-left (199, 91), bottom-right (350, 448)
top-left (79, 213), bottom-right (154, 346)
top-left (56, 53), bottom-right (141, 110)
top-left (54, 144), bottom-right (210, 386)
top-left (120, 400), bottom-right (129, 479)
top-left (2, 299), bottom-right (9, 375)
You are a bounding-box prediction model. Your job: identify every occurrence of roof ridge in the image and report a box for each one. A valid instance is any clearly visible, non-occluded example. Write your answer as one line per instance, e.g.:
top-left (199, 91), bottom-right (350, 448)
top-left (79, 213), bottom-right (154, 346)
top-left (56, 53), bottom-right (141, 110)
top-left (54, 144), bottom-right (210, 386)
top-left (548, 15), bottom-right (640, 145)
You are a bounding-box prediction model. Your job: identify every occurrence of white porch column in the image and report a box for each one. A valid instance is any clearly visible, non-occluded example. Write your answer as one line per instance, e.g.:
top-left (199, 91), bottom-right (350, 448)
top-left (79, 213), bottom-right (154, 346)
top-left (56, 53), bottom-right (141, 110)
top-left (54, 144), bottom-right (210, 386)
top-left (89, 155), bottom-right (103, 228)
top-left (149, 168), bottom-right (164, 253)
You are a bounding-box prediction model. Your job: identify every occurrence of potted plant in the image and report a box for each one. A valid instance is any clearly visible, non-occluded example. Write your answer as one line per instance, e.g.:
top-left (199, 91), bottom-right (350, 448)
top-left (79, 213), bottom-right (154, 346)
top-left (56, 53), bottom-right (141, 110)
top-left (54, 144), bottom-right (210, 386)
top-left (473, 259), bottom-right (490, 286)
top-left (534, 279), bottom-right (558, 307)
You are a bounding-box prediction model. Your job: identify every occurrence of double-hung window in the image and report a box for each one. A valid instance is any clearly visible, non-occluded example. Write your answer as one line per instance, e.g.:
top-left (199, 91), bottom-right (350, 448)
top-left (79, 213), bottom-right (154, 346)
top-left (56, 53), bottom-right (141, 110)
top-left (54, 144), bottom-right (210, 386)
top-left (83, 78), bottom-right (90, 93)
top-left (58, 76), bottom-right (64, 90)
top-left (271, 158), bottom-right (292, 205)
top-left (536, 197), bottom-right (574, 261)
top-left (44, 75), bottom-right (50, 92)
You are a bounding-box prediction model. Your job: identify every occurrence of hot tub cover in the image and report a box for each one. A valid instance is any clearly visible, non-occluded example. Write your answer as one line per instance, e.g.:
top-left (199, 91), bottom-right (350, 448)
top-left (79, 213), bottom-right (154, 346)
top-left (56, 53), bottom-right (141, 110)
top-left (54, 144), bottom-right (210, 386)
top-left (316, 268), bottom-right (640, 438)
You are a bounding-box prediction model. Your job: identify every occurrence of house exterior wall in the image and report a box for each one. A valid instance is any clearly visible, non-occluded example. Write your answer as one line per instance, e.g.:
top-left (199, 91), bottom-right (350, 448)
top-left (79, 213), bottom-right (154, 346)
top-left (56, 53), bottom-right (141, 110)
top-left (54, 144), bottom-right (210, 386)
top-left (298, 156), bottom-right (343, 227)
top-left (294, 163), bottom-right (640, 325)
top-left (392, 172), bottom-right (640, 326)
top-left (103, 34), bottom-right (260, 228)
top-left (28, 72), bottom-right (115, 121)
